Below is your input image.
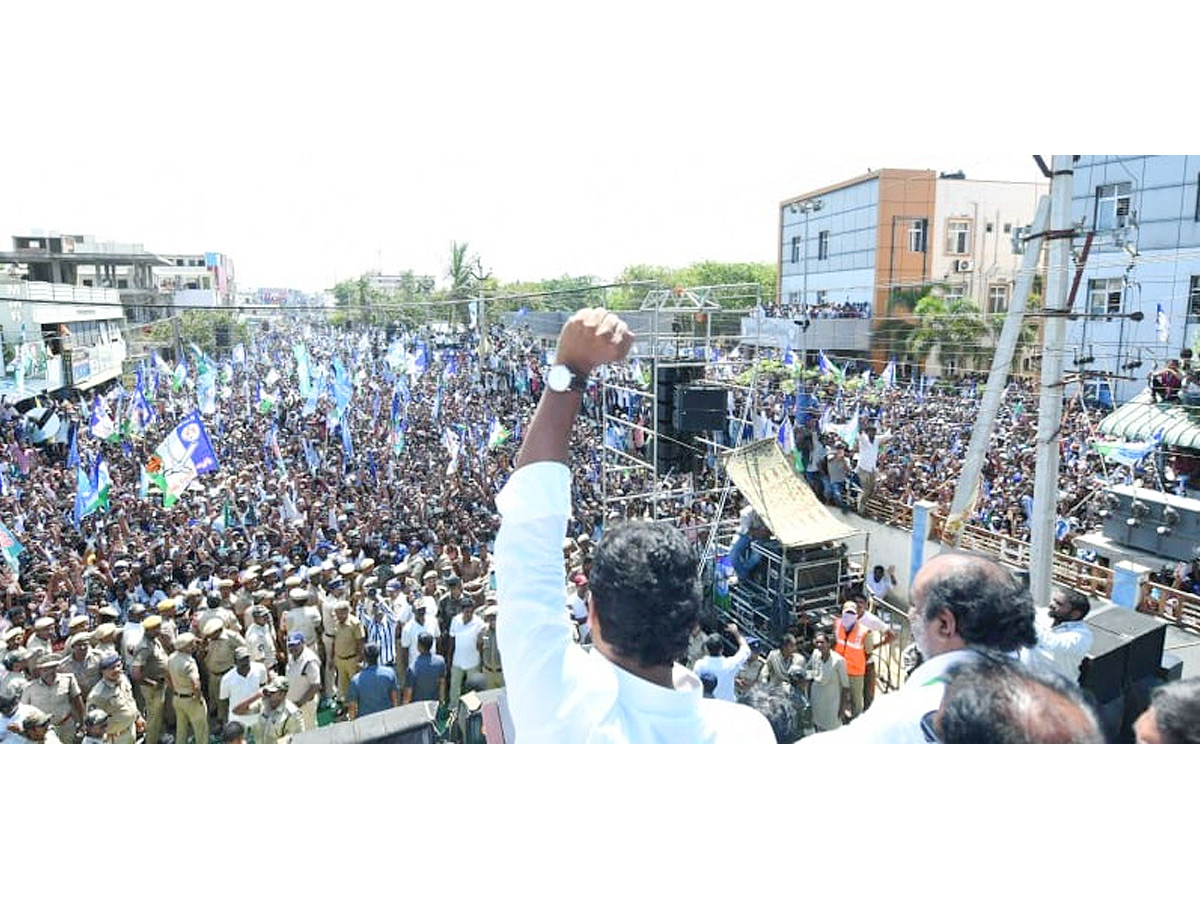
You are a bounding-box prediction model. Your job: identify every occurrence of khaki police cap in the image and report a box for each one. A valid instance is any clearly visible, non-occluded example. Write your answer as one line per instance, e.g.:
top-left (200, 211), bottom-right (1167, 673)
top-left (174, 633), bottom-right (198, 651)
top-left (33, 617), bottom-right (55, 630)
top-left (157, 598), bottom-right (178, 613)
top-left (68, 615), bottom-right (89, 630)
top-left (201, 619), bottom-right (224, 638)
top-left (92, 623), bottom-right (118, 641)
top-left (338, 562), bottom-right (356, 576)
top-left (142, 615), bottom-right (163, 631)
top-left (289, 587), bottom-right (309, 601)
top-left (66, 632), bottom-right (92, 650)
top-left (284, 575), bottom-right (303, 588)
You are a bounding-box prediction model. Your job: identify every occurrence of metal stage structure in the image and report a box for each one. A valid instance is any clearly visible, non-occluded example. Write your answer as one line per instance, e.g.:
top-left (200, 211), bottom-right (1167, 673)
top-left (592, 284), bottom-right (867, 648)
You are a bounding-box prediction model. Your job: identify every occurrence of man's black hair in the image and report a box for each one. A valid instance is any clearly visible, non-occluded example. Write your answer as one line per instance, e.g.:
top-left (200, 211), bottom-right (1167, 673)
top-left (916, 552), bottom-right (1036, 653)
top-left (588, 520), bottom-right (700, 669)
top-left (704, 633), bottom-right (724, 656)
top-left (363, 642), bottom-right (381, 664)
top-left (1149, 678), bottom-right (1200, 744)
top-left (936, 651), bottom-right (1102, 744)
top-left (738, 684), bottom-right (803, 744)
top-left (417, 632), bottom-right (434, 653)
top-left (1056, 586), bottom-right (1090, 621)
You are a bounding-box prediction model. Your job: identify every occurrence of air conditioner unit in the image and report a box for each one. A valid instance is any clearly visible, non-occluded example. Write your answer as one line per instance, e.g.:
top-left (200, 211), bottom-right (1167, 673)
top-left (955, 259), bottom-right (974, 273)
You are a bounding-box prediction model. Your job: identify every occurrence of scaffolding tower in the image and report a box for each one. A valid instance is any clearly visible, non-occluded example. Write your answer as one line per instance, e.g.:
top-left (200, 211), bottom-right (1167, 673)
top-left (595, 282), bottom-right (765, 592)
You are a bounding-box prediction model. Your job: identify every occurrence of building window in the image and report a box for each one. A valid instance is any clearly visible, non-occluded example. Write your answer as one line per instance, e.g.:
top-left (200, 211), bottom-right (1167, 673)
top-left (1189, 275), bottom-right (1200, 318)
top-left (817, 230), bottom-right (830, 261)
top-left (1088, 277), bottom-right (1123, 316)
top-left (1094, 182), bottom-right (1132, 231)
top-left (1003, 223), bottom-right (1012, 234)
top-left (790, 236), bottom-right (800, 264)
top-left (985, 222), bottom-right (994, 233)
top-left (816, 290), bottom-right (827, 306)
top-left (117, 279), bottom-right (128, 289)
top-left (988, 284), bottom-right (1009, 314)
top-left (908, 219), bottom-right (927, 253)
top-left (945, 220), bottom-right (971, 255)
top-left (944, 285), bottom-right (966, 302)
top-left (787, 291), bottom-right (800, 306)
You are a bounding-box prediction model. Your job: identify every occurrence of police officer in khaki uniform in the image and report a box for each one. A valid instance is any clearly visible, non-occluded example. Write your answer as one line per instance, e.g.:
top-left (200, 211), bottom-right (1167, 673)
top-left (22, 654), bottom-right (84, 744)
top-left (168, 633), bottom-right (208, 745)
top-left (87, 653), bottom-right (142, 744)
top-left (59, 633), bottom-right (102, 699)
top-left (477, 605), bottom-right (503, 690)
top-left (254, 677), bottom-right (304, 744)
top-left (25, 617), bottom-right (56, 669)
top-left (156, 598), bottom-right (181, 652)
top-left (130, 615), bottom-right (170, 745)
top-left (331, 601), bottom-right (365, 701)
top-left (201, 619), bottom-right (246, 725)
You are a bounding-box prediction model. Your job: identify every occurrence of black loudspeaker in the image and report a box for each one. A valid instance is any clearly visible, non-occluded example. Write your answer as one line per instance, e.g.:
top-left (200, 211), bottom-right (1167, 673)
top-left (1079, 626), bottom-right (1129, 704)
top-left (673, 385), bottom-right (728, 433)
top-left (1087, 606), bottom-right (1167, 686)
top-left (653, 361), bottom-right (706, 474)
top-left (289, 700), bottom-right (439, 744)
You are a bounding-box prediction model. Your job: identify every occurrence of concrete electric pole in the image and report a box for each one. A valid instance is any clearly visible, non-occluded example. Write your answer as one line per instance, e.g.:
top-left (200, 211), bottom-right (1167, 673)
top-left (1029, 155), bottom-right (1076, 602)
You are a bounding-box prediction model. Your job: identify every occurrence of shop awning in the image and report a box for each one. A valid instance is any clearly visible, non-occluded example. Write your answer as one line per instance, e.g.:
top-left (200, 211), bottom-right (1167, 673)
top-left (1097, 389), bottom-right (1200, 450)
top-left (722, 438), bottom-right (857, 548)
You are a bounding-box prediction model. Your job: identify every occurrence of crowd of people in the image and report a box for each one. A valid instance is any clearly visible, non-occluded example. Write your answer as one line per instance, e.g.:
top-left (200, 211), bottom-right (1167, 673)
top-left (2, 302), bottom-right (1199, 744)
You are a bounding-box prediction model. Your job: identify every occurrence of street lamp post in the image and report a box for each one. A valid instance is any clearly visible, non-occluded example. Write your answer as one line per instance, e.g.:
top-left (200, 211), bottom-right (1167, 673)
top-left (790, 199), bottom-right (823, 367)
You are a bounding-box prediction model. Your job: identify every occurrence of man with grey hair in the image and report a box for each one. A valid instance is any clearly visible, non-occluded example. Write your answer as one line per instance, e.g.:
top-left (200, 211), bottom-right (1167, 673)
top-left (805, 550), bottom-right (1037, 744)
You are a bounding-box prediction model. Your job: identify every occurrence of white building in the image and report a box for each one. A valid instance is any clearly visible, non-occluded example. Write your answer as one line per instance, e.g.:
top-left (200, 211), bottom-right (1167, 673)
top-left (1065, 156), bottom-right (1200, 403)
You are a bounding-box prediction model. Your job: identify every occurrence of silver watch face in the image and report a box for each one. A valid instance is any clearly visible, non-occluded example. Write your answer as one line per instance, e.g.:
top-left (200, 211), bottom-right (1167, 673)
top-left (548, 364), bottom-right (571, 392)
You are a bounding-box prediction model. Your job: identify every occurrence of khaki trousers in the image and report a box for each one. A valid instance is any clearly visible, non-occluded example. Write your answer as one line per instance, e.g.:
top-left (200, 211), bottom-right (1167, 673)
top-left (174, 694), bottom-right (209, 745)
top-left (140, 684), bottom-right (166, 745)
top-left (335, 656), bottom-right (359, 702)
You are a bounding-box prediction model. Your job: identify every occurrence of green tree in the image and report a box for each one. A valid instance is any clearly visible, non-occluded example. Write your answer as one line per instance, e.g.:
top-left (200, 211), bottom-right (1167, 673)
top-left (906, 293), bottom-right (988, 376)
top-left (445, 240), bottom-right (490, 326)
top-left (145, 310), bottom-right (247, 359)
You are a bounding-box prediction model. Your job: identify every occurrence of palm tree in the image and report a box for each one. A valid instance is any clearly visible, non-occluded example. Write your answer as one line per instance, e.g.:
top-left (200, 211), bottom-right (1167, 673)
top-left (445, 240), bottom-right (489, 326)
top-left (906, 293), bottom-right (988, 377)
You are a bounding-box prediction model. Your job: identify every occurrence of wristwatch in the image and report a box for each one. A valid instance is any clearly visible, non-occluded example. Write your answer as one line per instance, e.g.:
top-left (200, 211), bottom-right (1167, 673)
top-left (546, 364), bottom-right (588, 393)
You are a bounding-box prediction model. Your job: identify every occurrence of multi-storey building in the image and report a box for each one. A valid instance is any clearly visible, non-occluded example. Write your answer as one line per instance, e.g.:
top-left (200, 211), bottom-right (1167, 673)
top-left (1066, 156), bottom-right (1200, 404)
top-left (755, 168), bottom-right (1044, 371)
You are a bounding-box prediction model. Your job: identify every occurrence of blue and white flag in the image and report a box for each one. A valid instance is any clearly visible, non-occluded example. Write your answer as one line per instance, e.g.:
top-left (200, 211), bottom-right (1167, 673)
top-left (818, 350), bottom-right (844, 383)
top-left (232, 343), bottom-right (246, 367)
top-left (293, 343), bottom-right (313, 399)
top-left (89, 397), bottom-right (115, 440)
top-left (881, 358), bottom-right (896, 389)
top-left (340, 421), bottom-right (354, 460)
top-left (1157, 304), bottom-right (1170, 344)
top-left (332, 357), bottom-right (353, 418)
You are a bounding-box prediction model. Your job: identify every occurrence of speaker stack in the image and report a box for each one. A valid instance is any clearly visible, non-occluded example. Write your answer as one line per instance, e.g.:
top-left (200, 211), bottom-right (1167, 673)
top-left (1078, 606), bottom-right (1173, 742)
top-left (652, 361), bottom-right (729, 475)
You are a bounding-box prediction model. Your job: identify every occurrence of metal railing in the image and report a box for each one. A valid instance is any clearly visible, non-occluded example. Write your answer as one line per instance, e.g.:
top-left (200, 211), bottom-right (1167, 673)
top-left (1139, 581), bottom-right (1200, 632)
